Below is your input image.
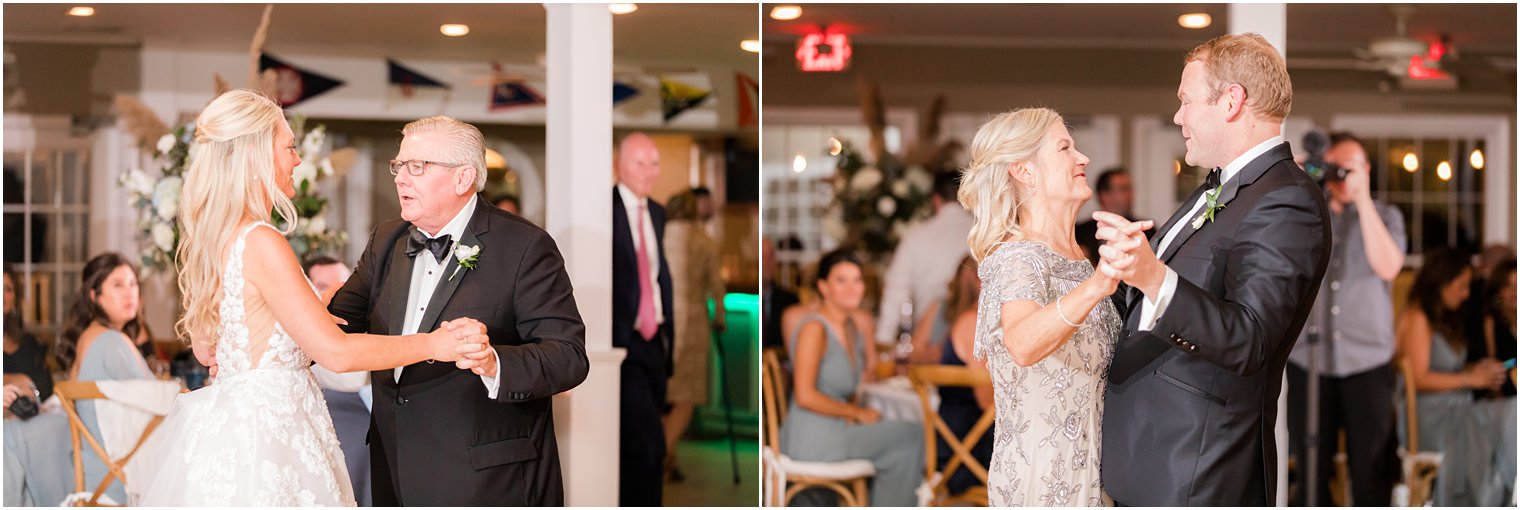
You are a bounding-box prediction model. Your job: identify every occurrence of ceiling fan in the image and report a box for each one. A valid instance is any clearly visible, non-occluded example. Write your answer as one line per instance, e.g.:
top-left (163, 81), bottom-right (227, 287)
top-left (1286, 5), bottom-right (1456, 88)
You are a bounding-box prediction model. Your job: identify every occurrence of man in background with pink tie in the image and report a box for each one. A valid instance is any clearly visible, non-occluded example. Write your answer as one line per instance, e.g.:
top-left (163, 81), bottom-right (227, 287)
top-left (612, 132), bottom-right (675, 506)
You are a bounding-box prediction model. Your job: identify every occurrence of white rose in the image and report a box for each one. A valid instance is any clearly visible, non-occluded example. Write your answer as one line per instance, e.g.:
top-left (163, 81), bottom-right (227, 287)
top-left (307, 215), bottom-right (327, 234)
top-left (151, 222), bottom-right (175, 252)
top-left (153, 176), bottom-right (182, 220)
top-left (454, 244), bottom-right (481, 261)
top-left (156, 134), bottom-right (176, 155)
top-left (319, 158), bottom-right (334, 177)
top-left (890, 179), bottom-right (910, 198)
top-left (906, 167), bottom-right (934, 194)
top-left (292, 161), bottom-right (318, 187)
top-left (849, 167), bottom-right (883, 192)
top-left (301, 127), bottom-right (324, 155)
top-left (121, 169), bottom-right (154, 197)
top-left (876, 196), bottom-right (898, 216)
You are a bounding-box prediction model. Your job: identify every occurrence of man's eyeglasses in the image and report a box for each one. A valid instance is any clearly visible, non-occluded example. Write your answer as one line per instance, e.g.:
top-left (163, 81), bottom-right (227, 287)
top-left (388, 159), bottom-right (466, 177)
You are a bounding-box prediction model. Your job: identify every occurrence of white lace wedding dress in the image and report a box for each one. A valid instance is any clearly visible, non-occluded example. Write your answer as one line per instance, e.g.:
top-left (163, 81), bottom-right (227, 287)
top-left (134, 223), bottom-right (355, 506)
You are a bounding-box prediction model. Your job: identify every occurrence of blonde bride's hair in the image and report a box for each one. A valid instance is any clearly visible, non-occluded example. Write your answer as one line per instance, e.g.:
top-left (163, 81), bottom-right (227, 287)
top-left (175, 89), bottom-right (295, 348)
top-left (958, 107), bottom-right (1064, 262)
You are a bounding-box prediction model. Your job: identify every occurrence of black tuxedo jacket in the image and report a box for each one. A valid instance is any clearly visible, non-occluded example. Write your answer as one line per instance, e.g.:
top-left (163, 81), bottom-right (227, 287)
top-left (611, 188), bottom-right (676, 365)
top-left (329, 199), bottom-right (588, 506)
top-left (1101, 142), bottom-right (1331, 506)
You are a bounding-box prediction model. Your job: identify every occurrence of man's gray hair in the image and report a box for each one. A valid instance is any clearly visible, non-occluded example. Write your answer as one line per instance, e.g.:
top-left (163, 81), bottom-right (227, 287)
top-left (402, 116), bottom-right (488, 191)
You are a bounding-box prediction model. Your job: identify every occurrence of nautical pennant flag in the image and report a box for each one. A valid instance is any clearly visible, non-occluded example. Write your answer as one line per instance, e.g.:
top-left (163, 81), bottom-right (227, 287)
top-left (736, 72), bottom-right (758, 127)
top-left (613, 80), bottom-right (640, 105)
top-left (259, 53), bottom-right (343, 107)
top-left (387, 58), bottom-right (450, 98)
top-left (490, 62), bottom-right (544, 111)
top-left (658, 74), bottom-right (711, 122)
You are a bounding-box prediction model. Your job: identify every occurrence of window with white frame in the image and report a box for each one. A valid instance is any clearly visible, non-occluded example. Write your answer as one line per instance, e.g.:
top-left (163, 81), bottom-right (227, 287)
top-left (4, 138), bottom-right (92, 342)
top-left (762, 110), bottom-right (905, 289)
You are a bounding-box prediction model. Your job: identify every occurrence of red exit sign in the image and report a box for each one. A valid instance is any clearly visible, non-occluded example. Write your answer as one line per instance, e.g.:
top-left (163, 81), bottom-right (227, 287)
top-left (796, 32), bottom-right (852, 72)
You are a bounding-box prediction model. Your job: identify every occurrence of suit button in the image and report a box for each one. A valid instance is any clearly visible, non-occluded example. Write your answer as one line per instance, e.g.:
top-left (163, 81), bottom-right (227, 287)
top-left (396, 395), bottom-right (407, 405)
top-left (1188, 345), bottom-right (1199, 353)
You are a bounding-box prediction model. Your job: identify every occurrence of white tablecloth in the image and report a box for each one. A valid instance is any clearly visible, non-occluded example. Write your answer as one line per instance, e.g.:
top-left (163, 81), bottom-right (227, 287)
top-left (860, 376), bottom-right (937, 423)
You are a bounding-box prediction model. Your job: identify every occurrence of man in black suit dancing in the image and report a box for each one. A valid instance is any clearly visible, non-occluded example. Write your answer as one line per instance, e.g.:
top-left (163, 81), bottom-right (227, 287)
top-left (1094, 33), bottom-right (1332, 506)
top-left (611, 132), bottom-right (676, 506)
top-left (329, 115), bottom-right (588, 506)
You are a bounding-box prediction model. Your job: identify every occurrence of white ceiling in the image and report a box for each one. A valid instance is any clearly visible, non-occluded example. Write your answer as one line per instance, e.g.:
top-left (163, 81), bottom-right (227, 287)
top-left (4, 3), bottom-right (760, 69)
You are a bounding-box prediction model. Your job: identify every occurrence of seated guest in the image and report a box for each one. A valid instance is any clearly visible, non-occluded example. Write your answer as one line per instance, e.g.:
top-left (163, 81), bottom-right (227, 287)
top-left (302, 255), bottom-right (373, 507)
top-left (781, 249), bottom-right (923, 506)
top-left (1397, 248), bottom-right (1509, 506)
top-left (4, 264), bottom-right (71, 506)
top-left (4, 263), bottom-right (52, 402)
top-left (907, 256), bottom-right (979, 364)
top-left (57, 253), bottom-right (154, 504)
top-left (933, 255), bottom-right (994, 497)
top-left (1480, 256), bottom-right (1517, 399)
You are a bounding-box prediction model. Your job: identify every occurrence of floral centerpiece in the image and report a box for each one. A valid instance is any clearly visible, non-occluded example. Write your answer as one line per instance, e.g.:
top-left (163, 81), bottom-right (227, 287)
top-left (119, 113), bottom-right (347, 272)
top-left (824, 140), bottom-right (936, 259)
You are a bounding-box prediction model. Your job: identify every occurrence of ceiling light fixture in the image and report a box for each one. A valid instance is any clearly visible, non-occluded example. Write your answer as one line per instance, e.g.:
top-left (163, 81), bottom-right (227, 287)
top-left (741, 39), bottom-right (761, 53)
top-left (1178, 13), bottom-right (1211, 29)
top-left (440, 24), bottom-right (470, 37)
top-left (793, 154), bottom-right (807, 174)
top-left (770, 5), bottom-right (803, 21)
top-left (609, 4), bottom-right (638, 15)
top-left (1470, 148), bottom-right (1485, 170)
top-left (1436, 161), bottom-right (1452, 181)
top-left (68, 6), bottom-right (95, 17)
top-left (1403, 152), bottom-right (1419, 172)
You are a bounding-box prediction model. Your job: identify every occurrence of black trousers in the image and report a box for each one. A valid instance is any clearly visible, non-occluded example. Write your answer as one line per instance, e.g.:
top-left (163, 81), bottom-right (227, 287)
top-left (619, 330), bottom-right (668, 506)
top-left (1287, 363), bottom-right (1401, 506)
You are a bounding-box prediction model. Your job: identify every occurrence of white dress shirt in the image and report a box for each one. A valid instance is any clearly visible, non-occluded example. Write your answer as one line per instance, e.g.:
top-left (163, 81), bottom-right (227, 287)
top-left (1139, 135), bottom-right (1285, 331)
top-left (875, 202), bottom-right (975, 342)
top-left (617, 183), bottom-right (665, 328)
top-left (396, 194), bottom-right (501, 398)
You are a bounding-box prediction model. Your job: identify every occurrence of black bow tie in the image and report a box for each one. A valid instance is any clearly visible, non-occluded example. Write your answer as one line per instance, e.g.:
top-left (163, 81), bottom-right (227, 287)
top-left (1205, 167), bottom-right (1223, 189)
top-left (406, 227), bottom-right (452, 263)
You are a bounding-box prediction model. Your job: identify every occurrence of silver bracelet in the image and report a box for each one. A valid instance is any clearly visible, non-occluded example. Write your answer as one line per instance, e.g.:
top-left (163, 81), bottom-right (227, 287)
top-left (1055, 296), bottom-right (1082, 327)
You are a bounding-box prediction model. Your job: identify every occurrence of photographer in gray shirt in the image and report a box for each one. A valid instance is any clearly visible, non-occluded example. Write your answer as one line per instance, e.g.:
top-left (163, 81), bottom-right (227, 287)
top-left (1287, 131), bottom-right (1407, 506)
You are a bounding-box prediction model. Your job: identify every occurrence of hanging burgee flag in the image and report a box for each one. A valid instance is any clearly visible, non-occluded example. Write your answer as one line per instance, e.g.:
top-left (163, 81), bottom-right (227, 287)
top-left (259, 53), bottom-right (343, 107)
top-left (736, 72), bottom-right (758, 127)
top-left (490, 62), bottom-right (544, 111)
top-left (659, 74), bottom-right (711, 122)
top-left (613, 80), bottom-right (640, 105)
top-left (387, 58), bottom-right (450, 97)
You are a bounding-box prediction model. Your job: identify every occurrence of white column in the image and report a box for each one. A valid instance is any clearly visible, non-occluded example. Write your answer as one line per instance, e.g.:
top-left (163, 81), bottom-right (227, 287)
top-left (545, 4), bottom-right (624, 507)
top-left (1230, 4), bottom-right (1291, 505)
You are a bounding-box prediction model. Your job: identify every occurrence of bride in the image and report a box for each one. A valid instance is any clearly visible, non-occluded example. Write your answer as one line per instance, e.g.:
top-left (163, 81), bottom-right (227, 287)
top-left (133, 90), bottom-right (492, 506)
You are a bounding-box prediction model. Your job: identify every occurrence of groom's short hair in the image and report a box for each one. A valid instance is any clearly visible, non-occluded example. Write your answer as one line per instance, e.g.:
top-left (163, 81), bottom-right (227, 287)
top-left (1185, 33), bottom-right (1293, 123)
top-left (402, 116), bottom-right (489, 192)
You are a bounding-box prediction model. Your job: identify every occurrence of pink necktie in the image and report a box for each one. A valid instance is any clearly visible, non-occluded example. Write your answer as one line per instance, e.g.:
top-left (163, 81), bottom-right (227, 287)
top-left (635, 202), bottom-right (658, 341)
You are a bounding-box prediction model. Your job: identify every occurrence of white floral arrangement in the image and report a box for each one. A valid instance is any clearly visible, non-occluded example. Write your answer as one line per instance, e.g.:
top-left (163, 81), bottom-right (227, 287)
top-left (120, 114), bottom-right (347, 272)
top-left (826, 139), bottom-right (936, 259)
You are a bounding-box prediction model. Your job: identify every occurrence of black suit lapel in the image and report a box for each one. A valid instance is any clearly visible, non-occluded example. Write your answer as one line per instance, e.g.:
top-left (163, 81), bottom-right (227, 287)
top-left (416, 201), bottom-right (492, 333)
top-left (384, 233), bottom-right (415, 336)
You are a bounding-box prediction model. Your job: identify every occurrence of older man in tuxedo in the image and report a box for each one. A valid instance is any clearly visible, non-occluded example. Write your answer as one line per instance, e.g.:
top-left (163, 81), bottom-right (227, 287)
top-left (329, 116), bottom-right (588, 506)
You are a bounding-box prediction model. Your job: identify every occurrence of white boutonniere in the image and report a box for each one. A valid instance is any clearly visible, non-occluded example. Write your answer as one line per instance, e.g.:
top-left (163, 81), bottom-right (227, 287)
top-left (449, 243), bottom-right (480, 281)
top-left (1191, 183), bottom-right (1227, 230)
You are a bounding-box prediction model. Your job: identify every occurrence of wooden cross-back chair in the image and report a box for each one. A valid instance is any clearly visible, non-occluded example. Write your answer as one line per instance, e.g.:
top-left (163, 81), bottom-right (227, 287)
top-left (54, 380), bottom-right (166, 507)
top-left (1395, 356), bottom-right (1442, 507)
top-left (908, 364), bottom-right (993, 506)
top-left (762, 348), bottom-right (874, 506)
